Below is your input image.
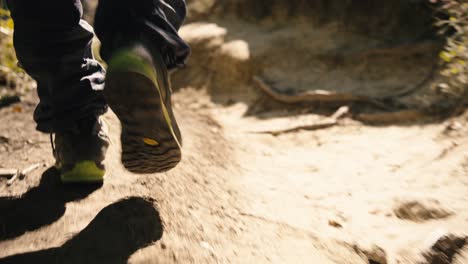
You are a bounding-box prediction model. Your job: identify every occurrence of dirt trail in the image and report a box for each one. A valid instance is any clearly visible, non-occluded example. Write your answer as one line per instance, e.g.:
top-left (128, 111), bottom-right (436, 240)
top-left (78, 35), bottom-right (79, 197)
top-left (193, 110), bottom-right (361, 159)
top-left (0, 2), bottom-right (467, 262)
top-left (0, 87), bottom-right (467, 263)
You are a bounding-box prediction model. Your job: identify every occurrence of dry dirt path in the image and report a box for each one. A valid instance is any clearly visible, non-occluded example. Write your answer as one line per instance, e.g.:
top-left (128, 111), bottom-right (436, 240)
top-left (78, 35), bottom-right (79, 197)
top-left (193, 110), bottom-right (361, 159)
top-left (0, 89), bottom-right (467, 264)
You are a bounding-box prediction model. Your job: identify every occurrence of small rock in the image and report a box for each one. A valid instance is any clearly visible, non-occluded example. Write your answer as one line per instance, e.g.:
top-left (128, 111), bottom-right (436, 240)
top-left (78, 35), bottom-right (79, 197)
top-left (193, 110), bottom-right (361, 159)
top-left (393, 199), bottom-right (453, 222)
top-left (421, 231), bottom-right (467, 264)
top-left (0, 135), bottom-right (10, 144)
top-left (445, 121), bottom-right (463, 132)
top-left (354, 243), bottom-right (388, 264)
top-left (220, 40), bottom-right (250, 61)
top-left (364, 245), bottom-right (388, 264)
top-left (179, 23), bottom-right (227, 49)
top-left (328, 219), bottom-right (343, 229)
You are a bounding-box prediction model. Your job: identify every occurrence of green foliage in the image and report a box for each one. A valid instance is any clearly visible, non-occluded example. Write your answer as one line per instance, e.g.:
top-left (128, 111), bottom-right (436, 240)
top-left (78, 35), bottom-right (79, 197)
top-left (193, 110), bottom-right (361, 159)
top-left (0, 3), bottom-right (32, 96)
top-left (0, 5), bottom-right (18, 72)
top-left (433, 0), bottom-right (468, 97)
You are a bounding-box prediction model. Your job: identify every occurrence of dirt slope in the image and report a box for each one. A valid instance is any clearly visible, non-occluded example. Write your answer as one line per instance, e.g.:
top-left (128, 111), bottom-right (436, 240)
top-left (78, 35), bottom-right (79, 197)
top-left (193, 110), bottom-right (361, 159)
top-left (1, 1), bottom-right (467, 263)
top-left (1, 88), bottom-right (467, 263)
top-left (176, 0), bottom-right (444, 111)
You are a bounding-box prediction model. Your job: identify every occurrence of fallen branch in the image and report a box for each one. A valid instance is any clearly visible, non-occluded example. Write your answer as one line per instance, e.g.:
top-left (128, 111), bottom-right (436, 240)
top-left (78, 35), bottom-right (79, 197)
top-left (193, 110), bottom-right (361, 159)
top-left (0, 168), bottom-right (18, 178)
top-left (331, 105), bottom-right (350, 120)
top-left (252, 106), bottom-right (350, 136)
top-left (255, 121), bottom-right (337, 136)
top-left (6, 171), bottom-right (19, 186)
top-left (4, 163), bottom-right (43, 186)
top-left (19, 163), bottom-right (43, 179)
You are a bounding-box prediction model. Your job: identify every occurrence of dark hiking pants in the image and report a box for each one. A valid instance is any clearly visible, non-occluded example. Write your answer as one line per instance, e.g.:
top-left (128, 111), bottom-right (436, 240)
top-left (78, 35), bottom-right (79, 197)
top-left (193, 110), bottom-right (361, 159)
top-left (5, 0), bottom-right (190, 133)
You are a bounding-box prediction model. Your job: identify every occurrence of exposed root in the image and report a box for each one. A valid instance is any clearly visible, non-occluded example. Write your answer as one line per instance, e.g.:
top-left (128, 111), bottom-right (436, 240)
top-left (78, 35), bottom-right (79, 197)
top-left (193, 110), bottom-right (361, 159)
top-left (253, 76), bottom-right (393, 111)
top-left (253, 76), bottom-right (363, 104)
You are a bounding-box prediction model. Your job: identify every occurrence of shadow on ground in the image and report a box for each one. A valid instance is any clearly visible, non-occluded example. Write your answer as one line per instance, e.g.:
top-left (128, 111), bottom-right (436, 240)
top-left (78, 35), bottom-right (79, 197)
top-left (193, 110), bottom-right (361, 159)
top-left (0, 197), bottom-right (163, 264)
top-left (0, 167), bottom-right (102, 241)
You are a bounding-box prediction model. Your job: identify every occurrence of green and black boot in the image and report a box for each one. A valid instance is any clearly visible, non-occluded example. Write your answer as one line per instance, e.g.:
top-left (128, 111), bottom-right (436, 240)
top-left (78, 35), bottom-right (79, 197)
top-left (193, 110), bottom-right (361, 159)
top-left (52, 117), bottom-right (109, 183)
top-left (104, 42), bottom-right (182, 174)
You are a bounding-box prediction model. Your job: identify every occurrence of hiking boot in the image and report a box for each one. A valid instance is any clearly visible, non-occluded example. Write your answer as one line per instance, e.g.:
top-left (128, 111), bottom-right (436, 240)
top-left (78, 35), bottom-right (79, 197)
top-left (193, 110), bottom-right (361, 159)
top-left (104, 41), bottom-right (182, 174)
top-left (52, 117), bottom-right (109, 183)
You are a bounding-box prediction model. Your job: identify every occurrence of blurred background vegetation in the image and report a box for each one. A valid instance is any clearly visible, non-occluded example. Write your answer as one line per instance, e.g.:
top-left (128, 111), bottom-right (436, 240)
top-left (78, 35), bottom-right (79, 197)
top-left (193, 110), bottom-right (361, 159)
top-left (434, 0), bottom-right (467, 99)
top-left (0, 0), bottom-right (30, 104)
top-left (0, 1), bottom-right (17, 79)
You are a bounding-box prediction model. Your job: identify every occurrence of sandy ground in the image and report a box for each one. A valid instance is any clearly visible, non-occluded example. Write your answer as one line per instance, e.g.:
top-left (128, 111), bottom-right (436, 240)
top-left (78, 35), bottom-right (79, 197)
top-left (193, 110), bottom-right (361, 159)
top-left (0, 87), bottom-right (467, 264)
top-left (1, 1), bottom-right (466, 263)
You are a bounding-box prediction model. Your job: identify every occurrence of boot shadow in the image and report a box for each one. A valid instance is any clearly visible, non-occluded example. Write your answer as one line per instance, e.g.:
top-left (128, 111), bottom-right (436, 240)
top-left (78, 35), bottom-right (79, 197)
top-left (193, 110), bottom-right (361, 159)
top-left (0, 167), bottom-right (102, 241)
top-left (0, 197), bottom-right (163, 264)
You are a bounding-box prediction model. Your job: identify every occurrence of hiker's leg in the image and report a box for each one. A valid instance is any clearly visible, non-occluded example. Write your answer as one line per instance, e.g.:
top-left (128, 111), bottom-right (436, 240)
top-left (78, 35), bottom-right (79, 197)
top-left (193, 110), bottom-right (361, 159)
top-left (94, 0), bottom-right (190, 69)
top-left (6, 0), bottom-right (106, 133)
top-left (93, 0), bottom-right (189, 173)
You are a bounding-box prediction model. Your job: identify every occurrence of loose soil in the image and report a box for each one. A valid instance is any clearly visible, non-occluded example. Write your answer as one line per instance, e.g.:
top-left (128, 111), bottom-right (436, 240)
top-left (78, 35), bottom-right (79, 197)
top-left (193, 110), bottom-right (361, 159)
top-left (0, 87), bottom-right (467, 263)
top-left (1, 1), bottom-right (467, 262)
